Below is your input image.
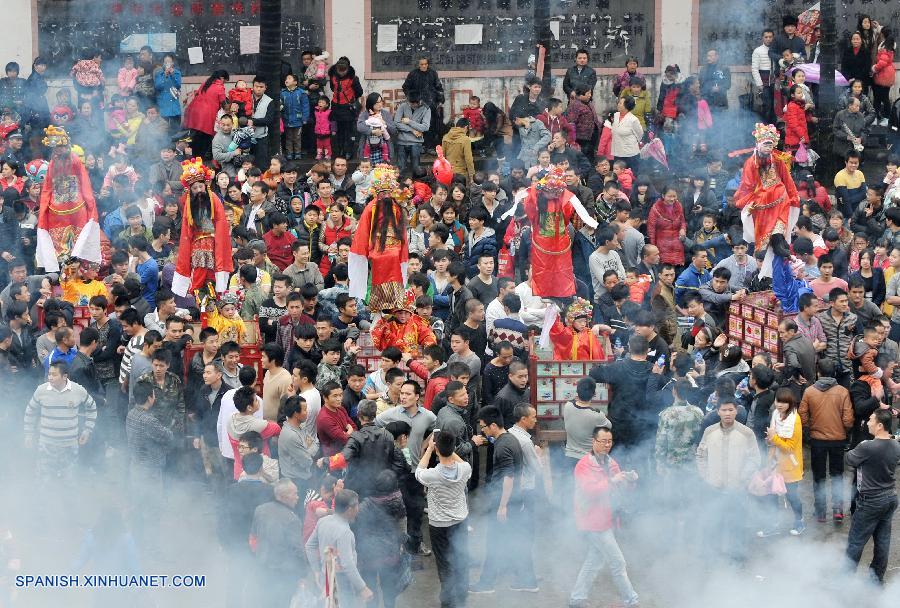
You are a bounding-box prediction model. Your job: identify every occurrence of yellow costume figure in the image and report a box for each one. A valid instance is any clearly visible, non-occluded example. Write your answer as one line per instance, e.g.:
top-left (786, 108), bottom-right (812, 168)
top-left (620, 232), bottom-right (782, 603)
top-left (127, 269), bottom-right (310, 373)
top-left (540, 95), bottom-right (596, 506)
top-left (204, 290), bottom-right (246, 343)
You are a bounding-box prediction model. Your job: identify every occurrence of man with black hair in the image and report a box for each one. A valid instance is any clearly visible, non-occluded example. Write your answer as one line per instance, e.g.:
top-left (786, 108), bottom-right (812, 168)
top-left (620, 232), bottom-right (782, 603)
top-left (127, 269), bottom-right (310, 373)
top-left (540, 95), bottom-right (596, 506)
top-left (126, 380), bottom-right (173, 480)
top-left (589, 224), bottom-right (625, 302)
top-left (4, 300), bottom-right (36, 372)
top-left (447, 329), bottom-right (481, 394)
top-left (68, 327), bottom-right (103, 407)
top-left (470, 405), bottom-right (526, 594)
top-left (395, 90), bottom-right (430, 174)
top-left (25, 361), bottom-right (97, 480)
top-left (675, 245), bottom-right (712, 307)
top-left (588, 334), bottom-right (655, 457)
top-left (446, 261), bottom-right (473, 338)
top-left (129, 235), bottom-right (159, 309)
top-left (844, 409), bottom-right (900, 584)
top-left (284, 241), bottom-right (323, 292)
top-left (259, 342), bottom-right (290, 422)
top-left (262, 211), bottom-right (297, 271)
top-left (746, 364), bottom-right (776, 442)
top-left (493, 361), bottom-right (529, 427)
top-left (416, 428), bottom-right (472, 608)
top-left (699, 266), bottom-right (745, 328)
top-left (277, 292), bottom-right (311, 364)
top-left (817, 287), bottom-right (857, 386)
top-left (489, 292), bottom-right (529, 361)
top-left (851, 184), bottom-right (887, 241)
top-left (799, 358), bottom-right (853, 523)
top-left (883, 208), bottom-right (900, 251)
top-left (259, 273), bottom-right (291, 343)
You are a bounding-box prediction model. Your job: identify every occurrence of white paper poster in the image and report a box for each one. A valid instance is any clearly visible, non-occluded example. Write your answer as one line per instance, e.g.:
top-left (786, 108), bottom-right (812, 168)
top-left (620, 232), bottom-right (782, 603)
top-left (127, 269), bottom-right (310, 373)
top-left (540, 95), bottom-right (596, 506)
top-left (376, 24), bottom-right (399, 52)
top-left (188, 47), bottom-right (204, 64)
top-left (454, 23), bottom-right (483, 45)
top-left (240, 26), bottom-right (260, 55)
top-left (148, 32), bottom-right (177, 53)
top-left (549, 20), bottom-right (560, 40)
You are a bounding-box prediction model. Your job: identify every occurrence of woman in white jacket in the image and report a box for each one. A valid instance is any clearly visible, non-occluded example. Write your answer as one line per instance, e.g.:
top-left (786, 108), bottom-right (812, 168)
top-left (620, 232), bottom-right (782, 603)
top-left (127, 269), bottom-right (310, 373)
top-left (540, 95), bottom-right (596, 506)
top-left (610, 96), bottom-right (643, 172)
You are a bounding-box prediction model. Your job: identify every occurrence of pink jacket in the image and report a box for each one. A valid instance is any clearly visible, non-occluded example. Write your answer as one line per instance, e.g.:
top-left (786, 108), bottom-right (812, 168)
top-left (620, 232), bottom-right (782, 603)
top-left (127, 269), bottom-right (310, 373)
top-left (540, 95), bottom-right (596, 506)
top-left (314, 108), bottom-right (332, 136)
top-left (117, 67), bottom-right (138, 96)
top-left (573, 453), bottom-right (621, 532)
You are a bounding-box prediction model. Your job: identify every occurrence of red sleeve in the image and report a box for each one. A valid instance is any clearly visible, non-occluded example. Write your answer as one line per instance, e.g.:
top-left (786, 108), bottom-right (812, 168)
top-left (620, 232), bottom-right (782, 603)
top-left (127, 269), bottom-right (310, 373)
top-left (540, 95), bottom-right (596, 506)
top-left (424, 376), bottom-right (449, 410)
top-left (407, 359), bottom-right (429, 380)
top-left (317, 409), bottom-right (349, 443)
top-left (646, 203), bottom-right (658, 244)
top-left (261, 420), bottom-right (282, 440)
top-left (371, 317), bottom-right (393, 351)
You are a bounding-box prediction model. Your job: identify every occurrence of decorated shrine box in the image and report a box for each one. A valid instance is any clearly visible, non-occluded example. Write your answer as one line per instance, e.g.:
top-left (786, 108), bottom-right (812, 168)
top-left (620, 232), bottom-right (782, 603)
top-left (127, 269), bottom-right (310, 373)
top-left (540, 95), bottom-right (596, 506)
top-left (726, 291), bottom-right (797, 359)
top-left (531, 358), bottom-right (610, 421)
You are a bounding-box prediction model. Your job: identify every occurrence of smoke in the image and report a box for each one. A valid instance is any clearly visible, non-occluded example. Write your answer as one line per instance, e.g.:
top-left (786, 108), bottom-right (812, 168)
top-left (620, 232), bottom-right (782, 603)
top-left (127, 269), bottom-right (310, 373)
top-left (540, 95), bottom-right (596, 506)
top-left (458, 439), bottom-right (900, 608)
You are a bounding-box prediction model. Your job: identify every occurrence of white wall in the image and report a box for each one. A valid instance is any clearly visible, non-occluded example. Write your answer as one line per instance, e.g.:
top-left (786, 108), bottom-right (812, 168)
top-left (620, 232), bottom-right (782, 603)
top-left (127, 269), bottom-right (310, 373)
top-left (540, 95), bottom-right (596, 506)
top-left (7, 0), bottom-right (34, 71)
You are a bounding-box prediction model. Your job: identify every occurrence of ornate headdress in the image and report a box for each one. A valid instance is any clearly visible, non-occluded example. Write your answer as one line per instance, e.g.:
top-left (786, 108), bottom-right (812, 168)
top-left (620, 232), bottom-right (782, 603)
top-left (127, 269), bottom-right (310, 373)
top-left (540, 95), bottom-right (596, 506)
top-left (394, 288), bottom-right (417, 313)
top-left (42, 125), bottom-right (70, 148)
top-left (25, 159), bottom-right (48, 183)
top-left (536, 165), bottom-right (567, 195)
top-left (368, 163), bottom-right (413, 205)
top-left (752, 123), bottom-right (780, 145)
top-left (180, 157), bottom-right (215, 188)
top-left (565, 297), bottom-right (594, 324)
top-left (218, 290), bottom-right (244, 311)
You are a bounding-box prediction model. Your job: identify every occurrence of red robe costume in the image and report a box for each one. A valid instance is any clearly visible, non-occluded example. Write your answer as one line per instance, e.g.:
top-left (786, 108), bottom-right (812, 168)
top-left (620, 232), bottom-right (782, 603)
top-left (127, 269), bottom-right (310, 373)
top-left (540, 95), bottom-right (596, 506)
top-left (371, 313), bottom-right (437, 355)
top-left (348, 197), bottom-right (409, 311)
top-left (734, 150), bottom-right (800, 254)
top-left (549, 318), bottom-right (605, 361)
top-left (171, 190), bottom-right (234, 296)
top-left (512, 184), bottom-right (597, 298)
top-left (35, 151), bottom-right (102, 272)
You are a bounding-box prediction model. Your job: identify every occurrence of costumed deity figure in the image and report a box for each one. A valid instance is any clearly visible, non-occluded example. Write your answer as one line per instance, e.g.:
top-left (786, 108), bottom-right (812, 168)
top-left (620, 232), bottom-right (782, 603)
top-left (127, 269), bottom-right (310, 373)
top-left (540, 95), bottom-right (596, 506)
top-left (35, 126), bottom-right (102, 272)
top-left (505, 165), bottom-right (598, 298)
top-left (544, 297), bottom-right (607, 361)
top-left (371, 288), bottom-right (438, 355)
top-left (199, 287), bottom-right (246, 343)
top-left (171, 158), bottom-right (234, 297)
top-left (734, 123), bottom-right (801, 278)
top-left (348, 164), bottom-right (412, 311)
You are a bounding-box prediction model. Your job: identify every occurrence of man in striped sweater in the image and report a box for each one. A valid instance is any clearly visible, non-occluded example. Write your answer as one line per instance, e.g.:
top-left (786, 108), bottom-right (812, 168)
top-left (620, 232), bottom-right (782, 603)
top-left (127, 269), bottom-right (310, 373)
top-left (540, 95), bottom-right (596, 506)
top-left (24, 361), bottom-right (97, 481)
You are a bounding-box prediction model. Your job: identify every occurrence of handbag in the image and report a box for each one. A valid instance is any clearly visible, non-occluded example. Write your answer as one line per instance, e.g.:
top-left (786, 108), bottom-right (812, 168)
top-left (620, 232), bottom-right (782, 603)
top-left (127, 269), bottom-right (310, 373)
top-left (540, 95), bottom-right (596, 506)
top-left (795, 141), bottom-right (809, 164)
top-left (396, 549), bottom-right (414, 593)
top-left (748, 466), bottom-right (787, 496)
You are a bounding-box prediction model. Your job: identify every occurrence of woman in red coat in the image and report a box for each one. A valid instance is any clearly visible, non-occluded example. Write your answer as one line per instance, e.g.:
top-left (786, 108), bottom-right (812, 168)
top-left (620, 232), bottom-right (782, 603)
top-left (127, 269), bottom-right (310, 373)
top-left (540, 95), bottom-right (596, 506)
top-left (183, 69), bottom-right (229, 160)
top-left (872, 34), bottom-right (896, 125)
top-left (646, 185), bottom-right (686, 265)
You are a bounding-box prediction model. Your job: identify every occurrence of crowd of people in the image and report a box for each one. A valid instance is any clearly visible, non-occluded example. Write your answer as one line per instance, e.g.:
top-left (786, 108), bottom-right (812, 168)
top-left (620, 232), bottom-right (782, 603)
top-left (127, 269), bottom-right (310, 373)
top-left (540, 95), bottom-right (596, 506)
top-left (2, 9), bottom-right (900, 608)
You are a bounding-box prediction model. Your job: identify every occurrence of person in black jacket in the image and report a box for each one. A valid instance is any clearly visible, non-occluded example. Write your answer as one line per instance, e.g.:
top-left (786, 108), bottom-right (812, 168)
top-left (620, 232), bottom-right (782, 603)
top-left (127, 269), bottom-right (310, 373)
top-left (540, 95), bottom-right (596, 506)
top-left (0, 188), bottom-right (21, 291)
top-left (747, 365), bottom-right (776, 442)
top-left (195, 361), bottom-right (231, 483)
top-left (402, 57), bottom-right (445, 150)
top-left (842, 32), bottom-right (873, 90)
top-left (328, 57), bottom-right (364, 159)
top-left (588, 334), bottom-right (654, 463)
top-left (562, 49), bottom-right (598, 99)
top-left (69, 327), bottom-right (105, 406)
top-left (318, 399), bottom-right (407, 500)
top-left (493, 361), bottom-right (529, 426)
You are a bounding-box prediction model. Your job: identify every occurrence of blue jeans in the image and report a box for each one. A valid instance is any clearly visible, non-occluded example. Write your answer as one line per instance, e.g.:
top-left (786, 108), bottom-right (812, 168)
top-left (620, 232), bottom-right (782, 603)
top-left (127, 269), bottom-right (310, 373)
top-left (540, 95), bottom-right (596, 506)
top-left (570, 529), bottom-right (638, 606)
top-left (397, 143), bottom-right (422, 174)
top-left (846, 493), bottom-right (898, 582)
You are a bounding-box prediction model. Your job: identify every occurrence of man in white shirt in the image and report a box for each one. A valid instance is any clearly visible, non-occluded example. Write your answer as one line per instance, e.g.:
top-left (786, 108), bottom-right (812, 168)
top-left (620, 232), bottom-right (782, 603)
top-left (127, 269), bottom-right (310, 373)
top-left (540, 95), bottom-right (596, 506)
top-left (217, 367), bottom-right (264, 462)
top-left (515, 270), bottom-right (550, 328)
top-left (486, 277), bottom-right (516, 335)
top-left (751, 29), bottom-right (775, 123)
top-left (589, 225), bottom-right (626, 302)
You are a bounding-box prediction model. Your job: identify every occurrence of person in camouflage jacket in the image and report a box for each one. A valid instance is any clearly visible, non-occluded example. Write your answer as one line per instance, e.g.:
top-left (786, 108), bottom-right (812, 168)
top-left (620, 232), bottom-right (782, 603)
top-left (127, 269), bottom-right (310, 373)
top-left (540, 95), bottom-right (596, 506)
top-left (655, 378), bottom-right (704, 471)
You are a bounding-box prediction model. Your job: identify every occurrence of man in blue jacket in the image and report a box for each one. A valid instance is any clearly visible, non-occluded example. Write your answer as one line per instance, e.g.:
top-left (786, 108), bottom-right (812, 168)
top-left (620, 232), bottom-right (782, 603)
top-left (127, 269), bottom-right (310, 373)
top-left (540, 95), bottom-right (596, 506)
top-left (675, 245), bottom-right (712, 306)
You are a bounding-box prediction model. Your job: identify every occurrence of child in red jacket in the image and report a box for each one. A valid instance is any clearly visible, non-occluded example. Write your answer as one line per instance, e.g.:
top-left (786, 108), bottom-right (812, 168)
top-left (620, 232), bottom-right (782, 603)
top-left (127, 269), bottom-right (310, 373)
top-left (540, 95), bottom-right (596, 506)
top-left (462, 96), bottom-right (485, 136)
top-left (227, 80), bottom-right (254, 117)
top-left (783, 84), bottom-right (812, 155)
